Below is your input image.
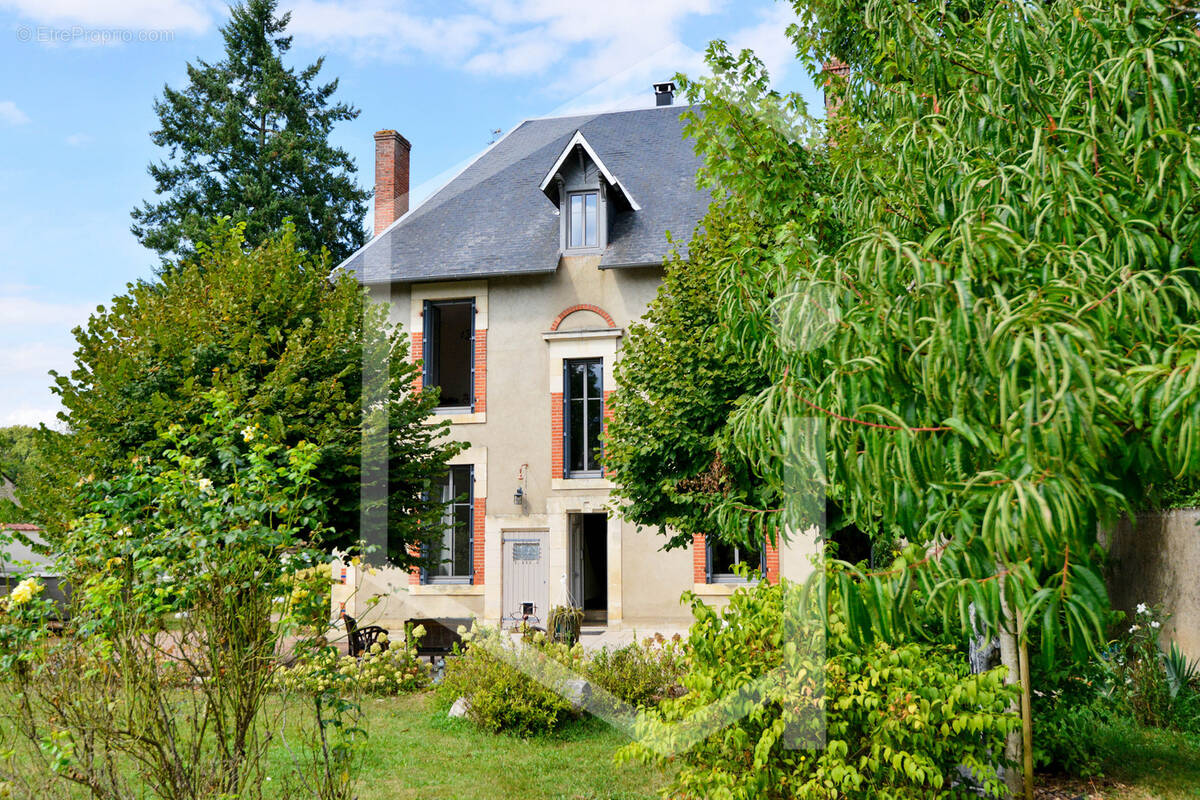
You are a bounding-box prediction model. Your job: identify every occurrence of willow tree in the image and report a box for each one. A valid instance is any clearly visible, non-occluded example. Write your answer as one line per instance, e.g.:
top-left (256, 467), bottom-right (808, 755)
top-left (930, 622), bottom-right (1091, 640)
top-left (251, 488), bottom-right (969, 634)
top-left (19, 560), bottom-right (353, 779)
top-left (679, 0), bottom-right (1200, 789)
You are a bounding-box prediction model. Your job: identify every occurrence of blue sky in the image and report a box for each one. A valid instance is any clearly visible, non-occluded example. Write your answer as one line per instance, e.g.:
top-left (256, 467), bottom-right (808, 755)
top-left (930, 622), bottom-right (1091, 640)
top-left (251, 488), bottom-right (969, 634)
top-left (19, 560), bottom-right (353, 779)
top-left (0, 0), bottom-right (820, 429)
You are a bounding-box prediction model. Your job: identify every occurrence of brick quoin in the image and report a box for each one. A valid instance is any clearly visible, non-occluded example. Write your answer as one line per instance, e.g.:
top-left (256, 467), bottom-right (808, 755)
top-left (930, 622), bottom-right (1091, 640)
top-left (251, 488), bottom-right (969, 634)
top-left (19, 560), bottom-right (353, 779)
top-left (692, 532), bottom-right (707, 584)
top-left (550, 392), bottom-right (564, 478)
top-left (409, 330), bottom-right (424, 392)
top-left (473, 329), bottom-right (487, 413)
top-left (764, 534), bottom-right (780, 584)
top-left (472, 494), bottom-right (486, 585)
top-left (549, 303), bottom-right (617, 331)
top-left (407, 544), bottom-right (421, 586)
top-left (602, 389), bottom-right (614, 477)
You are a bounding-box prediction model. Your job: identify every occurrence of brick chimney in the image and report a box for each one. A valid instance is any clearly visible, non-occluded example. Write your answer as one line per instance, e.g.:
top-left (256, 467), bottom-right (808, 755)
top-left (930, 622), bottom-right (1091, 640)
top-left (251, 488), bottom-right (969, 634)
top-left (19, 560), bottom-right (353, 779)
top-left (373, 130), bottom-right (411, 235)
top-left (823, 59), bottom-right (850, 120)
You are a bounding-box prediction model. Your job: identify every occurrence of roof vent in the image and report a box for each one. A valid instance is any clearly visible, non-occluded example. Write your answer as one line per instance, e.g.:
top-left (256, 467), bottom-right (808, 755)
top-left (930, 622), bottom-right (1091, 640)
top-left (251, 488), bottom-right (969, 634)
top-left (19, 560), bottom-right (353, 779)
top-left (653, 81), bottom-right (676, 106)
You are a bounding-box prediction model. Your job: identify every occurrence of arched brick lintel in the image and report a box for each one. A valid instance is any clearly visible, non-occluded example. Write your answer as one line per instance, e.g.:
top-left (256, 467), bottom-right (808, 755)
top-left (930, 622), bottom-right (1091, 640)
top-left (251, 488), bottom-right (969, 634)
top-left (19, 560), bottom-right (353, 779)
top-left (549, 303), bottom-right (617, 331)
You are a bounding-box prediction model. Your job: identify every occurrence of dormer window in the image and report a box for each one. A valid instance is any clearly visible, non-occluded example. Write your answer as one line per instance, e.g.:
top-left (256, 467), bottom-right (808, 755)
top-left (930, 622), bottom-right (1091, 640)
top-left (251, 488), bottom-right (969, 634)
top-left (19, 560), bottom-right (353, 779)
top-left (540, 130), bottom-right (641, 256)
top-left (568, 191), bottom-right (598, 249)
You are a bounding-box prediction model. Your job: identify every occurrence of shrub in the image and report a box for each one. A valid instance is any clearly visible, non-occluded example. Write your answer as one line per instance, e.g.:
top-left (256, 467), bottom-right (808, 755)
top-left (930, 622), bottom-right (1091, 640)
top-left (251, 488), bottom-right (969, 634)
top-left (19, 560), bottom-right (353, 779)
top-left (586, 634), bottom-right (686, 708)
top-left (437, 625), bottom-right (585, 736)
top-left (275, 637), bottom-right (430, 696)
top-left (619, 578), bottom-right (1019, 800)
top-left (0, 395), bottom-right (363, 800)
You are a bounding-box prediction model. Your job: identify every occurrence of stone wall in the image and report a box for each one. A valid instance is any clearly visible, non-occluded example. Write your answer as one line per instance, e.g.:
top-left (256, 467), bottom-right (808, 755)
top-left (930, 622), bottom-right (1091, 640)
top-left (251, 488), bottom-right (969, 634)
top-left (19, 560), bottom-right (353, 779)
top-left (1106, 510), bottom-right (1200, 662)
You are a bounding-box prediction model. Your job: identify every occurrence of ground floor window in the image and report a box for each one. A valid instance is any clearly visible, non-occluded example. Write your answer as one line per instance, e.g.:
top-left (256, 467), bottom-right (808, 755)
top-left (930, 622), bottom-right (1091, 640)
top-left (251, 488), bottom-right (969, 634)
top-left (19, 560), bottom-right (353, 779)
top-left (428, 464), bottom-right (473, 583)
top-left (707, 537), bottom-right (764, 584)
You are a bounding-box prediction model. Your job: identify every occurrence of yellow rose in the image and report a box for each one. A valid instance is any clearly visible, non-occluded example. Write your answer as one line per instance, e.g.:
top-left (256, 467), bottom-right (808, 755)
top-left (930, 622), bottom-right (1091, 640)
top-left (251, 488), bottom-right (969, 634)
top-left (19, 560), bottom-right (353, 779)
top-left (8, 577), bottom-right (43, 608)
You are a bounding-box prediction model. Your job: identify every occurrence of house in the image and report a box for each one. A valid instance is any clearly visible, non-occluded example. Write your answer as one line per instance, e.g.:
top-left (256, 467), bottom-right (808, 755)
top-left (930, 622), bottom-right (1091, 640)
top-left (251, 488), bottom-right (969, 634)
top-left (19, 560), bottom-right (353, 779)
top-left (333, 83), bottom-right (819, 632)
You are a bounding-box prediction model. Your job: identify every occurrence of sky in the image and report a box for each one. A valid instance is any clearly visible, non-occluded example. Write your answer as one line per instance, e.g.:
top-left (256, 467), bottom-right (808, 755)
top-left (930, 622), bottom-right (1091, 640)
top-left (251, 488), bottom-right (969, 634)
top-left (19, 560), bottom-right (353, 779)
top-left (0, 0), bottom-right (821, 430)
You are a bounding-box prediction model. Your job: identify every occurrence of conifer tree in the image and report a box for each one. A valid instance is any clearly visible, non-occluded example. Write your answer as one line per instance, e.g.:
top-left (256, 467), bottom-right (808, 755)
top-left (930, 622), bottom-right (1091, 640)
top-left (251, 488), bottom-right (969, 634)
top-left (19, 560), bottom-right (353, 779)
top-left (131, 0), bottom-right (368, 268)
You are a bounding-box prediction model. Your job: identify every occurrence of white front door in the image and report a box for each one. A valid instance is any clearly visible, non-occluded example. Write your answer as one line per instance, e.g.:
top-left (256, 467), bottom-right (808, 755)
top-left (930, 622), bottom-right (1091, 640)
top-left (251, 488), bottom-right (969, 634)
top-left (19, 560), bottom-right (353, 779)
top-left (502, 532), bottom-right (548, 628)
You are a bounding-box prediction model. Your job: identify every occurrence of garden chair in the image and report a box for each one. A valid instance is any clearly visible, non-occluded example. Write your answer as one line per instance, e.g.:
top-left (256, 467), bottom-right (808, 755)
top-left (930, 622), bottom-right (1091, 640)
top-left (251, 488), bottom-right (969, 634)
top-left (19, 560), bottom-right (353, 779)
top-left (340, 611), bottom-right (389, 658)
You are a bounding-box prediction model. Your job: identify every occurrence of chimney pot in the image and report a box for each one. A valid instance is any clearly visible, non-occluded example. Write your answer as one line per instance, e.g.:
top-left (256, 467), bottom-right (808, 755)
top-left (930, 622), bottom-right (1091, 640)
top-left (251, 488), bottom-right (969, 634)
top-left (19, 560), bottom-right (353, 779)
top-left (373, 129), bottom-right (411, 235)
top-left (653, 81), bottom-right (676, 106)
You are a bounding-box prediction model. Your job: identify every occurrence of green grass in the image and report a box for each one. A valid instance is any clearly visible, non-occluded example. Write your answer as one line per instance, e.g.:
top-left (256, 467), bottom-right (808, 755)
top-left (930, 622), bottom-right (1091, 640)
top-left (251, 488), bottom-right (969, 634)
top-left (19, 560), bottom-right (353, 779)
top-left (1090, 721), bottom-right (1200, 800)
top-left (346, 693), bottom-right (666, 800)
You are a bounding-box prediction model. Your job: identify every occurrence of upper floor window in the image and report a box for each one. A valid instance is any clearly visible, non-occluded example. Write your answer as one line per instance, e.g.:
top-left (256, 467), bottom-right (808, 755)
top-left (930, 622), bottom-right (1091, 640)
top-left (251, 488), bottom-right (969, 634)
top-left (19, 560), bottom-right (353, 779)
top-left (707, 538), bottom-right (764, 584)
top-left (567, 191), bottom-right (598, 249)
top-left (429, 464), bottom-right (473, 583)
top-left (564, 358), bottom-right (603, 477)
top-left (423, 299), bottom-right (474, 410)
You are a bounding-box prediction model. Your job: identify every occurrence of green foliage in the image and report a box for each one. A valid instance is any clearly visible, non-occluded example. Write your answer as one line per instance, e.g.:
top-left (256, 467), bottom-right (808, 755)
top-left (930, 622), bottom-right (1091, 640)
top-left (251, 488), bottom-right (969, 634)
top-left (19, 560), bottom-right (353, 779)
top-left (1115, 604), bottom-right (1200, 733)
top-left (0, 426), bottom-right (61, 523)
top-left (674, 0), bottom-right (1200, 661)
top-left (275, 637), bottom-right (431, 696)
top-left (0, 394), bottom-right (364, 799)
top-left (620, 578), bottom-right (1018, 799)
top-left (585, 635), bottom-right (687, 709)
top-left (606, 203), bottom-right (773, 550)
top-left (1029, 645), bottom-right (1121, 777)
top-left (130, 0), bottom-right (368, 266)
top-left (437, 626), bottom-right (584, 737)
top-left (36, 220), bottom-right (462, 565)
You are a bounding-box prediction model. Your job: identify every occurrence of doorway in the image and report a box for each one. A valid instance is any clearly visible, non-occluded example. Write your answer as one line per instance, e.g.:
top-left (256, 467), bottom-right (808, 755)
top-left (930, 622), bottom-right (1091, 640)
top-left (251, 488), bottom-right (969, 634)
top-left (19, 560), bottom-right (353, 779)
top-left (568, 512), bottom-right (608, 623)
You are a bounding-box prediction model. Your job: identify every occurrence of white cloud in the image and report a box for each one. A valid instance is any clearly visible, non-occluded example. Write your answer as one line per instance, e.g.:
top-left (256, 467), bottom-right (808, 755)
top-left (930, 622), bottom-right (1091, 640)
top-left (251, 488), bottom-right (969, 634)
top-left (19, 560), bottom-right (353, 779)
top-left (0, 296), bottom-right (93, 328)
top-left (0, 101), bottom-right (29, 126)
top-left (726, 3), bottom-right (801, 87)
top-left (286, 1), bottom-right (496, 62)
top-left (1, 405), bottom-right (63, 428)
top-left (64, 132), bottom-right (92, 147)
top-left (0, 0), bottom-right (214, 33)
top-left (285, 0), bottom-right (725, 86)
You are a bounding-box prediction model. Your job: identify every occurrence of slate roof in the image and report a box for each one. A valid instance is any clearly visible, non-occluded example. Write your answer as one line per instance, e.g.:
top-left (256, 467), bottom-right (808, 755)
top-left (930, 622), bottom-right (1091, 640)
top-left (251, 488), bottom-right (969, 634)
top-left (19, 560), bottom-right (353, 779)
top-left (340, 105), bottom-right (710, 284)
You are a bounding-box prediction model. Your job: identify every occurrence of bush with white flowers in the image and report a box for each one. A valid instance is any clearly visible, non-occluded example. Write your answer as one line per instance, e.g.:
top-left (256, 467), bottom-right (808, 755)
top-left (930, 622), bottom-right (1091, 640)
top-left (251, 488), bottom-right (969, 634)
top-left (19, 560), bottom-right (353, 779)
top-left (276, 632), bottom-right (430, 696)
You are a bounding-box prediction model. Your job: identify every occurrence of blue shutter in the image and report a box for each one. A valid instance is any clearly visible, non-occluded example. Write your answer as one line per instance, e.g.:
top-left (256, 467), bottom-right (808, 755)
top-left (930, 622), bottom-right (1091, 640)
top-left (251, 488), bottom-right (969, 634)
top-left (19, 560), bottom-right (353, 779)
top-left (467, 465), bottom-right (475, 580)
top-left (562, 360), bottom-right (570, 478)
top-left (468, 299), bottom-right (476, 411)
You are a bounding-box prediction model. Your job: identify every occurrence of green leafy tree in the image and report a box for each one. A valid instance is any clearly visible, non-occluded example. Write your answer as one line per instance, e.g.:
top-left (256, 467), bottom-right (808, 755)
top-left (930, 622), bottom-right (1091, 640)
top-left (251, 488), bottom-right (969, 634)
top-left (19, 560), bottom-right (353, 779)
top-left (35, 221), bottom-right (461, 566)
top-left (670, 1), bottom-right (1200, 790)
top-left (130, 0), bottom-right (368, 267)
top-left (605, 205), bottom-right (773, 550)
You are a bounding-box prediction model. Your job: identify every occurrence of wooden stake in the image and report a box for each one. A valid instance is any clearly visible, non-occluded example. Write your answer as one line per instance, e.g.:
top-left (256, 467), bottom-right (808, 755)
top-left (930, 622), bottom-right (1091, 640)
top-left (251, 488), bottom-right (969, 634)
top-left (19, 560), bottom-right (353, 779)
top-left (1017, 614), bottom-right (1035, 800)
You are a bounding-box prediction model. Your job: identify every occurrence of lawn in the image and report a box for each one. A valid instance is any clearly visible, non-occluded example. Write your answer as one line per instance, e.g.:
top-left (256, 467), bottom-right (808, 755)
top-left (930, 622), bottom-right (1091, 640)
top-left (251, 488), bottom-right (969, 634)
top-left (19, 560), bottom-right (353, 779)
top-left (1036, 721), bottom-right (1200, 800)
top-left (5, 687), bottom-right (1196, 799)
top-left (301, 693), bottom-right (667, 800)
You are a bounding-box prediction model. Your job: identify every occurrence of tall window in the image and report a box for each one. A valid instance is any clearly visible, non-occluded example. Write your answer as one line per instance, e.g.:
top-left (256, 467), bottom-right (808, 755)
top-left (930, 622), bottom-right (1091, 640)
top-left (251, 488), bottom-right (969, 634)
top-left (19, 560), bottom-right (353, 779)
top-left (564, 358), bottom-right (603, 477)
top-left (430, 464), bottom-right (473, 583)
top-left (707, 538), bottom-right (763, 584)
top-left (567, 191), bottom-right (598, 249)
top-left (423, 299), bottom-right (475, 409)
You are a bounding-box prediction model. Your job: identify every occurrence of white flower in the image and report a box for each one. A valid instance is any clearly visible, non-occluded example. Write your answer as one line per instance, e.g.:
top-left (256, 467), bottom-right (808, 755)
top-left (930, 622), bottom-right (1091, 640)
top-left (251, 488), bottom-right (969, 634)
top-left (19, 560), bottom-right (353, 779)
top-left (197, 478), bottom-right (213, 494)
top-left (1150, 621), bottom-right (1161, 629)
top-left (1137, 603), bottom-right (1149, 616)
top-left (1129, 624), bottom-right (1140, 633)
top-left (241, 426), bottom-right (256, 442)
top-left (410, 625), bottom-right (425, 640)
top-left (117, 527), bottom-right (132, 538)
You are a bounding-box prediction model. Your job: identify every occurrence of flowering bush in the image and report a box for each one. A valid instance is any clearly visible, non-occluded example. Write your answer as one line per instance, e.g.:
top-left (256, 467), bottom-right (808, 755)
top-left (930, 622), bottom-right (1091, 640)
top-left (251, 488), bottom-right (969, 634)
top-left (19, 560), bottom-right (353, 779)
top-left (276, 635), bottom-right (430, 696)
top-left (1117, 602), bottom-right (1200, 732)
